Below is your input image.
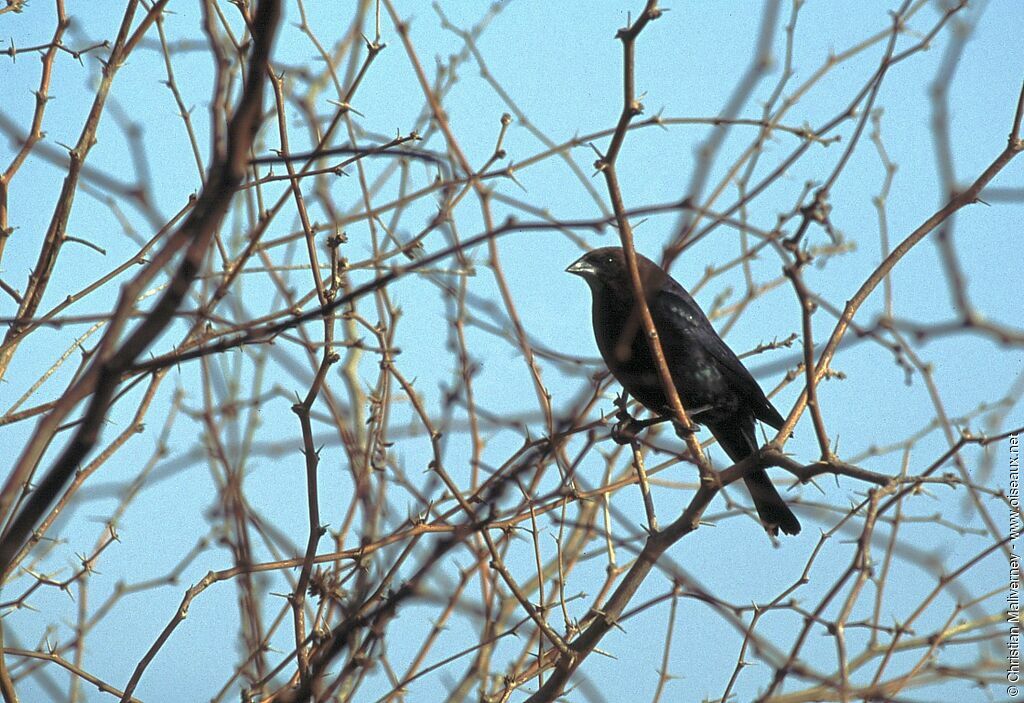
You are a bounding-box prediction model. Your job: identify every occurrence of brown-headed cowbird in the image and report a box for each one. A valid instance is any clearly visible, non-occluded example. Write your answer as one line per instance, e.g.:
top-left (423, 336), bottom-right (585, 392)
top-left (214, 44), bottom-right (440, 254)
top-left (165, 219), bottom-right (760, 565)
top-left (567, 246), bottom-right (800, 536)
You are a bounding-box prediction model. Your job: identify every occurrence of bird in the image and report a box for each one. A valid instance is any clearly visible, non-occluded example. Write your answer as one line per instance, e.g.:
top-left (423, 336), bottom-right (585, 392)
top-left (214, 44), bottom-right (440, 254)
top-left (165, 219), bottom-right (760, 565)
top-left (567, 246), bottom-right (801, 536)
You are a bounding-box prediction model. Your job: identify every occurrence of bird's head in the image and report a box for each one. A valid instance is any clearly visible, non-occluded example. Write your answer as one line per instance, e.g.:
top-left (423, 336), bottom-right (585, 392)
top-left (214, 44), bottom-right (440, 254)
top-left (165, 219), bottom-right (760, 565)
top-left (566, 247), bottom-right (665, 300)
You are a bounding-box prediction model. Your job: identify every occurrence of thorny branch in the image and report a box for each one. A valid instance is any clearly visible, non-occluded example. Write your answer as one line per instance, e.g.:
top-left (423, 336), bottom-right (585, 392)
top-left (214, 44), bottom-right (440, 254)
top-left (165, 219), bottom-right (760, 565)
top-left (0, 1), bottom-right (1019, 702)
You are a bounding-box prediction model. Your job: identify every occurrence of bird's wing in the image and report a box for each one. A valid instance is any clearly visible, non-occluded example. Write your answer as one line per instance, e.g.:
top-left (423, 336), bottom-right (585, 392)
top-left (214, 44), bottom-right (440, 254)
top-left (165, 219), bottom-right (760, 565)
top-left (653, 278), bottom-right (786, 430)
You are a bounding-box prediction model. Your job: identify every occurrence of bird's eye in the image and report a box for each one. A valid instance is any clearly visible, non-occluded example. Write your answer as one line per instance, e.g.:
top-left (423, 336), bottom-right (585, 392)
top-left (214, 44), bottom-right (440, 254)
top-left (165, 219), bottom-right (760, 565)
top-left (605, 256), bottom-right (615, 265)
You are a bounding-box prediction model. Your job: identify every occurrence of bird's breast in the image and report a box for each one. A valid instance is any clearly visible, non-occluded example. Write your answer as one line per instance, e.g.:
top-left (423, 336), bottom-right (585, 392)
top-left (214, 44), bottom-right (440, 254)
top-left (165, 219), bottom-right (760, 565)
top-left (591, 299), bottom-right (738, 420)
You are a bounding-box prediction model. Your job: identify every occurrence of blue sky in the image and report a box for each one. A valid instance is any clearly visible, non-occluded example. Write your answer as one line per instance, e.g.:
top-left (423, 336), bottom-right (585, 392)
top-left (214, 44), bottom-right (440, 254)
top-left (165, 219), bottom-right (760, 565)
top-left (2, 1), bottom-right (1023, 701)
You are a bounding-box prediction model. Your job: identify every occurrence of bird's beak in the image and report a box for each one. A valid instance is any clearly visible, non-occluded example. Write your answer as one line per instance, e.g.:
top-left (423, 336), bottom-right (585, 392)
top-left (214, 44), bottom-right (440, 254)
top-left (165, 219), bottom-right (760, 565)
top-left (566, 256), bottom-right (596, 278)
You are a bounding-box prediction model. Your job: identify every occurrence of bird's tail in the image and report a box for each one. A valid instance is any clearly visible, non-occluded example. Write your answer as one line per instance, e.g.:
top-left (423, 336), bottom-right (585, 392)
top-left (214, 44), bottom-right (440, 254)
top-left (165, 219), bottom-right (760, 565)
top-left (706, 418), bottom-right (801, 536)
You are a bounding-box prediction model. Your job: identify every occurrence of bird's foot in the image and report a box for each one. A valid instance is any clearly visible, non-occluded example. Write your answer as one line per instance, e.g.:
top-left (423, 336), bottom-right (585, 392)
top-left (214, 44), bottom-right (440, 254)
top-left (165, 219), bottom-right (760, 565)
top-left (611, 414), bottom-right (644, 445)
top-left (611, 409), bottom-right (672, 445)
top-left (669, 404), bottom-right (712, 439)
top-left (672, 422), bottom-right (700, 440)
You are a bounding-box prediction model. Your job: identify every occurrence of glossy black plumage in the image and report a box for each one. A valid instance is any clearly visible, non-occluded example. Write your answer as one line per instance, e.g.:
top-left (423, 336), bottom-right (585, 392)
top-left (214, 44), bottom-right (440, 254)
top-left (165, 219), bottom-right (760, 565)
top-left (567, 247), bottom-right (800, 536)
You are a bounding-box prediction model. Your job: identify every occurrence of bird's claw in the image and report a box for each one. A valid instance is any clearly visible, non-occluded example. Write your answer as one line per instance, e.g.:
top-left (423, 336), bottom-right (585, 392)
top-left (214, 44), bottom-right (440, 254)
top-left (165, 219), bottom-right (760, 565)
top-left (611, 415), bottom-right (643, 445)
top-left (673, 422), bottom-right (699, 439)
top-left (611, 408), bottom-right (675, 444)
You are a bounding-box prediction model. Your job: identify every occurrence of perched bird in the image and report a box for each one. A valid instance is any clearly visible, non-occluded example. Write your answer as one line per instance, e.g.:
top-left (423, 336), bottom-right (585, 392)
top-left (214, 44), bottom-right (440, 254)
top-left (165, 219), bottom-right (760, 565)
top-left (567, 246), bottom-right (800, 536)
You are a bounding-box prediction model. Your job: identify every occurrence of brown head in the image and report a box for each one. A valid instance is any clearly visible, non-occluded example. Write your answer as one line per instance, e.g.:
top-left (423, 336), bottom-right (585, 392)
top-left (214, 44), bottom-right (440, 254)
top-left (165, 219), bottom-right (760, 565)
top-left (565, 247), bottom-right (667, 302)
